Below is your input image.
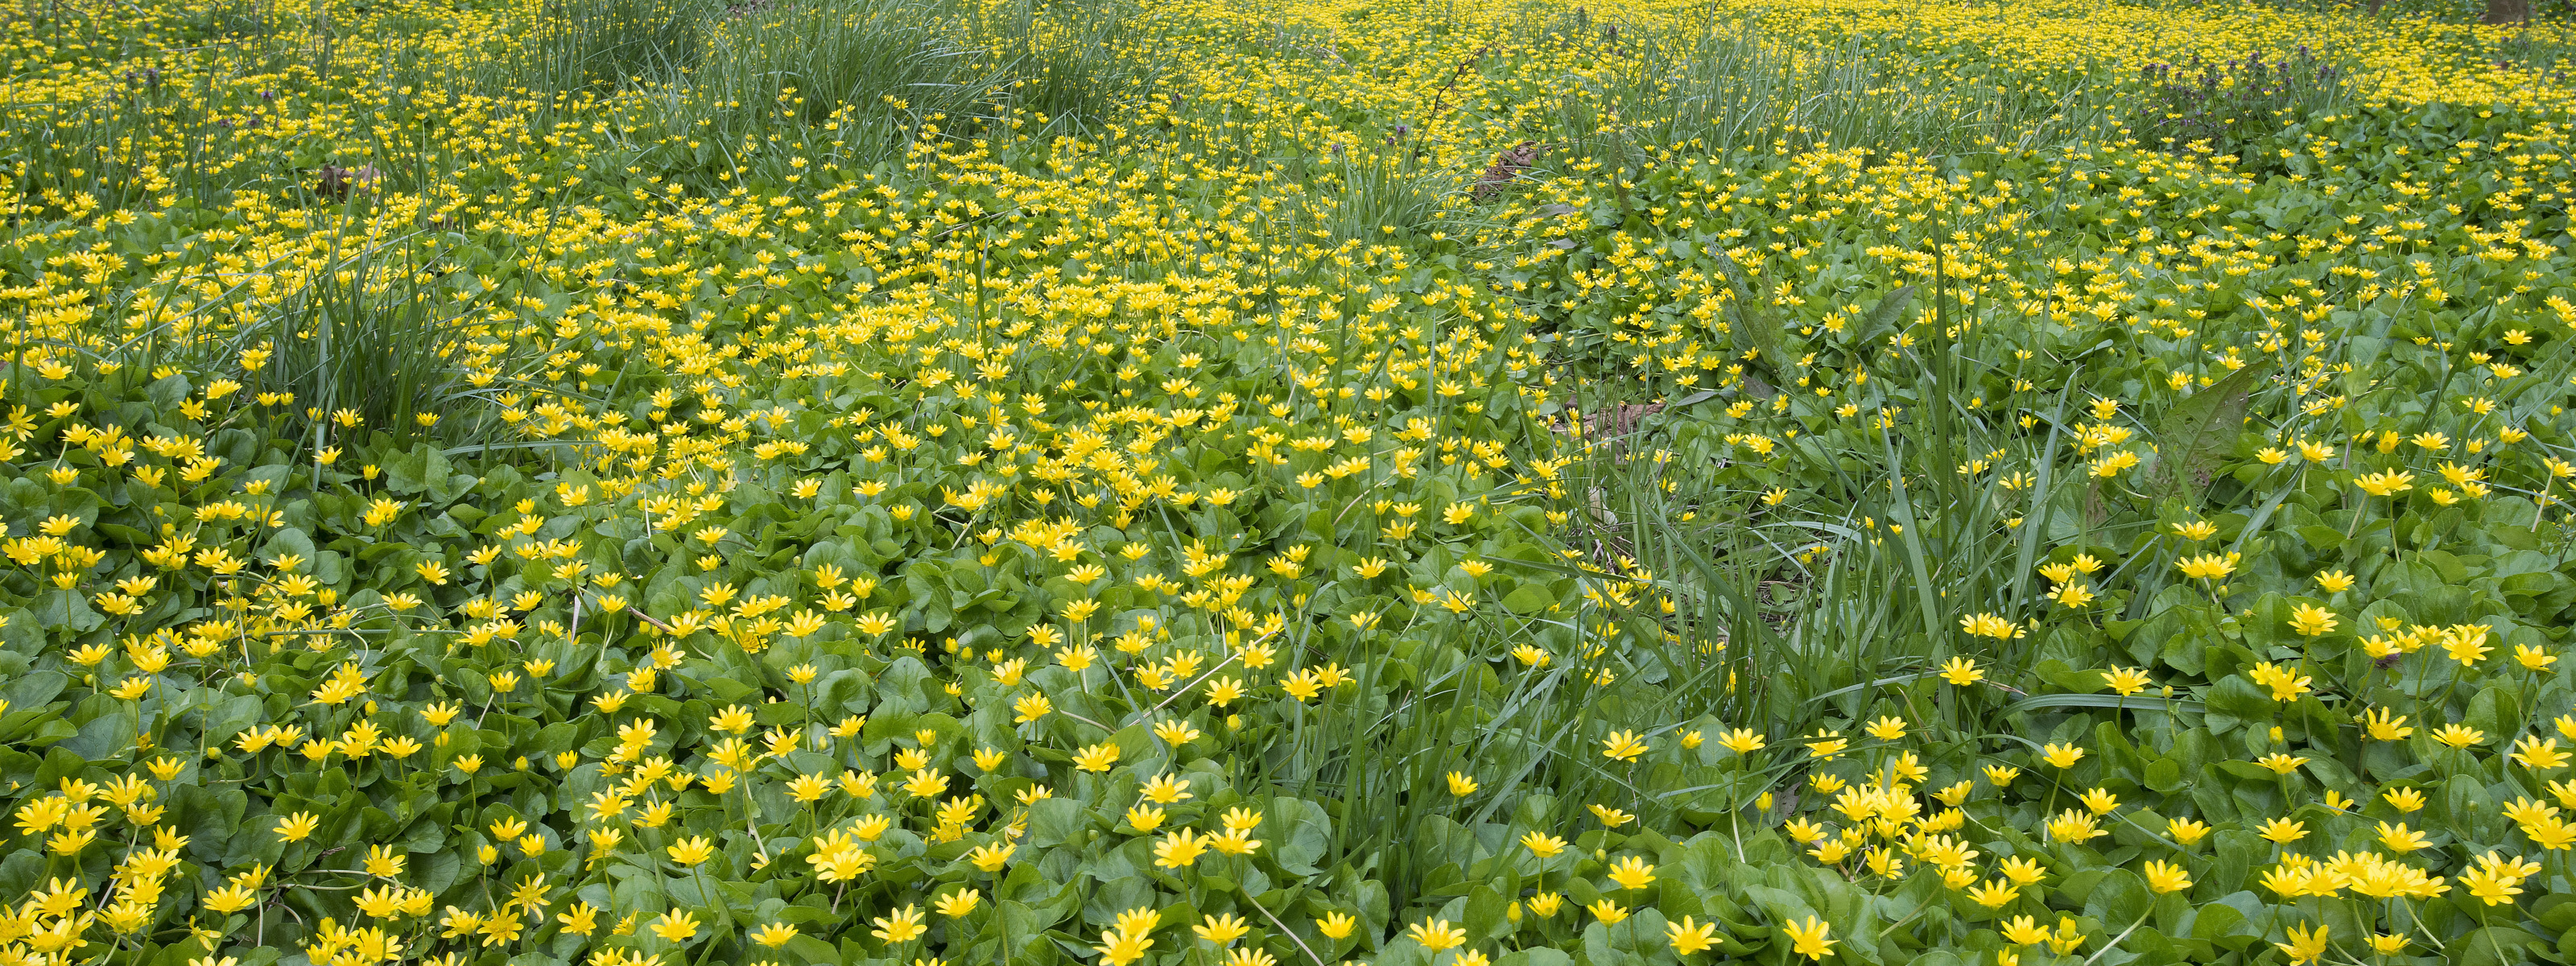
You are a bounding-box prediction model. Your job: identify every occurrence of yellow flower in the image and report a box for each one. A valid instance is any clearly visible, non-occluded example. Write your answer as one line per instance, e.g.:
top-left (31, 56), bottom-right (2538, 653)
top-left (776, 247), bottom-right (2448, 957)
top-left (871, 905), bottom-right (927, 943)
top-left (1600, 729), bottom-right (1649, 762)
top-left (1939, 657), bottom-right (1984, 686)
top-left (1153, 829), bottom-right (1208, 868)
top-left (2040, 743), bottom-right (2085, 769)
top-left (666, 836), bottom-right (715, 866)
top-left (1967, 879), bottom-right (2020, 908)
top-left (2141, 860), bottom-right (2191, 894)
top-left (557, 903), bottom-right (601, 936)
top-left (1405, 918), bottom-right (1467, 952)
top-left (1781, 916), bottom-right (1837, 960)
top-left (650, 910), bottom-right (700, 942)
top-left (274, 811), bottom-right (320, 841)
top-left (2382, 786), bottom-right (2426, 812)
top-left (1520, 831), bottom-right (1567, 858)
top-left (2247, 662), bottom-right (2311, 702)
top-left (1606, 855), bottom-right (1656, 890)
top-left (2513, 736), bottom-right (2571, 770)
top-left (1805, 730), bottom-right (1849, 761)
top-left (2362, 707), bottom-right (2415, 741)
top-left (2046, 917), bottom-right (2088, 956)
top-left (1072, 742), bottom-right (1122, 772)
top-left (967, 842), bottom-right (1014, 872)
top-left (1959, 613), bottom-right (2024, 639)
top-left (2275, 923), bottom-right (2329, 966)
top-left (2444, 627), bottom-right (2495, 666)
top-left (2434, 724), bottom-right (2488, 749)
top-left (1315, 913), bottom-right (1356, 939)
top-left (204, 883), bottom-right (258, 913)
top-left (2046, 810), bottom-right (2104, 843)
top-left (2100, 667), bottom-right (2151, 696)
top-left (2175, 552), bottom-right (2236, 580)
top-left (2287, 603), bottom-right (2338, 637)
top-left (1095, 924), bottom-right (1153, 966)
top-left (1666, 916), bottom-right (1720, 956)
top-left (1121, 808), bottom-right (1166, 841)
top-left (2376, 821), bottom-right (2429, 852)
top-left (2079, 787), bottom-right (2120, 815)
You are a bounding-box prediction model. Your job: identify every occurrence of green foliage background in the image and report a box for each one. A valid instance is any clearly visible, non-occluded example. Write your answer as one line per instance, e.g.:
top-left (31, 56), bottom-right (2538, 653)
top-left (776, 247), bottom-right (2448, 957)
top-left (5, 0), bottom-right (2576, 964)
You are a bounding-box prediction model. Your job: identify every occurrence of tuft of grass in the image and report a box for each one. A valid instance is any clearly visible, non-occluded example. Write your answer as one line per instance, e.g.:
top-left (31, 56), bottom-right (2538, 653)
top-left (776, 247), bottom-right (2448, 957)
top-left (511, 0), bottom-right (1150, 190)
top-left (520, 0), bottom-right (712, 97)
top-left (1320, 139), bottom-right (1459, 241)
top-left (219, 235), bottom-right (523, 455)
top-left (2128, 48), bottom-right (2352, 159)
top-left (981, 0), bottom-right (1154, 133)
top-left (683, 0), bottom-right (1005, 175)
top-left (1514, 7), bottom-right (2125, 170)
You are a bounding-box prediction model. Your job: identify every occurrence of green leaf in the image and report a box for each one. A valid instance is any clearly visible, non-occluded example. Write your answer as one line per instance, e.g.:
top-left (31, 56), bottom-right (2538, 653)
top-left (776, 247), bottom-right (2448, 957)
top-left (2454, 926), bottom-right (2549, 966)
top-left (1269, 796), bottom-right (1331, 876)
top-left (1026, 797), bottom-right (1088, 848)
top-left (2006, 693), bottom-right (2206, 714)
top-left (1709, 247), bottom-right (1782, 373)
top-left (1501, 584), bottom-right (1555, 614)
top-left (2144, 357), bottom-right (2273, 497)
top-left (783, 935), bottom-right (838, 964)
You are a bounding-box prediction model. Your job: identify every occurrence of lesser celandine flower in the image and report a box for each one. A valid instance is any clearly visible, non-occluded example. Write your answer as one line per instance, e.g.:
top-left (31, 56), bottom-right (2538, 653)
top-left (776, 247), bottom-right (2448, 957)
top-left (1939, 657), bottom-right (1984, 685)
top-left (1600, 729), bottom-right (1648, 762)
top-left (1782, 917), bottom-right (1836, 960)
top-left (2100, 667), bottom-right (2151, 696)
top-left (1405, 918), bottom-right (1466, 951)
top-left (2141, 860), bottom-right (2191, 894)
top-left (273, 811), bottom-right (320, 841)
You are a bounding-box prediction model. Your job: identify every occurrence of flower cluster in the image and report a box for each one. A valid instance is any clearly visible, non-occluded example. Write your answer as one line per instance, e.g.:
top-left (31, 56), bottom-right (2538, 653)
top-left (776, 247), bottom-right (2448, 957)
top-left (3, 0), bottom-right (2575, 964)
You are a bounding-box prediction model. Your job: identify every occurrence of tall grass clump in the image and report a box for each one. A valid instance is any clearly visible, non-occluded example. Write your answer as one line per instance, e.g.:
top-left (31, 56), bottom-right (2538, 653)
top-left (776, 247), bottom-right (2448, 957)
top-left (2128, 47), bottom-right (2353, 158)
top-left (1522, 9), bottom-right (2124, 167)
top-left (686, 0), bottom-right (1005, 162)
top-left (216, 237), bottom-right (526, 454)
top-left (520, 0), bottom-right (712, 96)
top-left (0, 64), bottom-right (246, 215)
top-left (564, 0), bottom-right (1148, 188)
top-left (979, 0), bottom-right (1155, 131)
top-left (1319, 138), bottom-right (1460, 240)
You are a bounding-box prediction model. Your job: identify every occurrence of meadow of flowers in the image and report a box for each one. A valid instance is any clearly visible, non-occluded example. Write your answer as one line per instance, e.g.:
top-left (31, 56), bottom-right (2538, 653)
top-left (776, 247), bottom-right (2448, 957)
top-left (5, 0), bottom-right (2576, 963)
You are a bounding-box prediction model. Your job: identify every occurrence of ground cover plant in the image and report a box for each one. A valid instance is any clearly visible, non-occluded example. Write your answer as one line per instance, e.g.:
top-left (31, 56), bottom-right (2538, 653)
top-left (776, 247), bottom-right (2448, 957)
top-left (6, 0), bottom-right (2576, 963)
